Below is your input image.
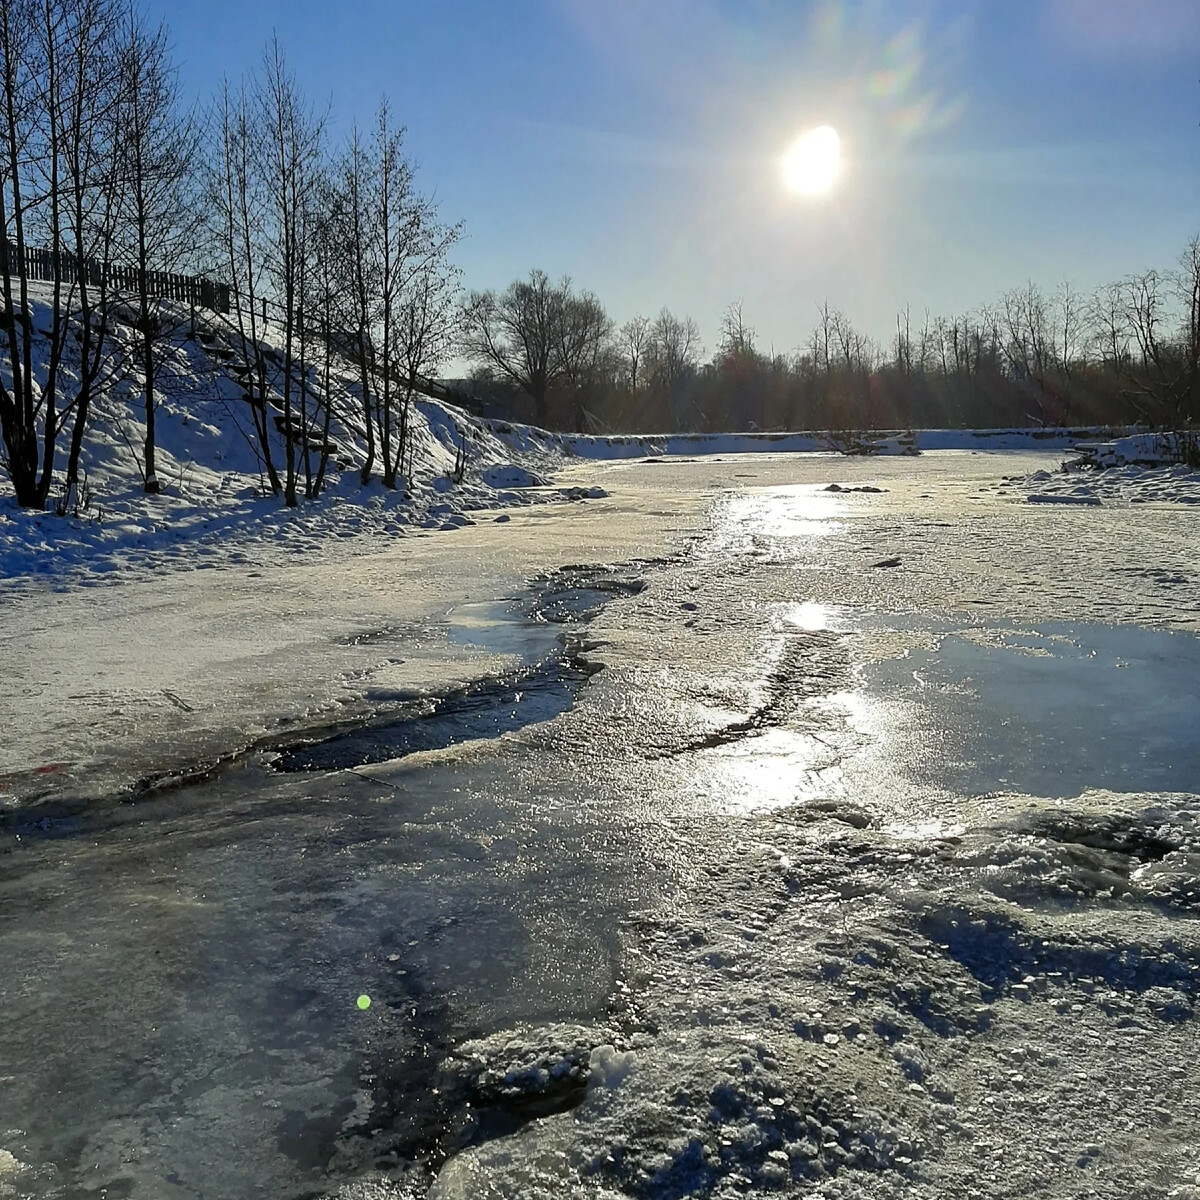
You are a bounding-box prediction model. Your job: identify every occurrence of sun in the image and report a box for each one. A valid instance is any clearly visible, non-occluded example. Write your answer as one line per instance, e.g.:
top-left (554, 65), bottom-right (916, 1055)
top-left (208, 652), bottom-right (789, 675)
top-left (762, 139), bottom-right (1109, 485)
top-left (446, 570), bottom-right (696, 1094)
top-left (782, 126), bottom-right (841, 196)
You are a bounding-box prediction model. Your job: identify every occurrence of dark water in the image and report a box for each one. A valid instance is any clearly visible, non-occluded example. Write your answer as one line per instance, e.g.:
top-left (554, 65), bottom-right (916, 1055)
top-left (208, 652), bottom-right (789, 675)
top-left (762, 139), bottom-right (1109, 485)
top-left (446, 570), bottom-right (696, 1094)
top-left (274, 653), bottom-right (600, 772)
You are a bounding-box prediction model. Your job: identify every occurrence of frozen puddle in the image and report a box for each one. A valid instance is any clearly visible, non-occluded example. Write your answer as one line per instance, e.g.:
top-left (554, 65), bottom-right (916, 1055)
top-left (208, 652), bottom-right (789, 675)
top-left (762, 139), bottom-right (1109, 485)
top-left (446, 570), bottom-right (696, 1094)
top-left (274, 566), bottom-right (644, 773)
top-left (683, 612), bottom-right (1200, 824)
top-left (857, 618), bottom-right (1200, 802)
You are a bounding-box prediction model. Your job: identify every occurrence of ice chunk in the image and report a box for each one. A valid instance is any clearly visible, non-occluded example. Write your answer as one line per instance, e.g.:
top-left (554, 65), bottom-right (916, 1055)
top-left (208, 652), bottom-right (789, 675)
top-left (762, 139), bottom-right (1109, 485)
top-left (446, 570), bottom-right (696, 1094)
top-left (1026, 493), bottom-right (1101, 506)
top-left (588, 1044), bottom-right (636, 1091)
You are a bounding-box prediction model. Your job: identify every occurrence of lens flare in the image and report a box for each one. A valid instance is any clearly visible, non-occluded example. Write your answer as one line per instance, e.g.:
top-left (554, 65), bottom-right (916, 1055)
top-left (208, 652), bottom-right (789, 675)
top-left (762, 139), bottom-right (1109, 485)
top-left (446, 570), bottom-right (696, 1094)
top-left (782, 126), bottom-right (841, 196)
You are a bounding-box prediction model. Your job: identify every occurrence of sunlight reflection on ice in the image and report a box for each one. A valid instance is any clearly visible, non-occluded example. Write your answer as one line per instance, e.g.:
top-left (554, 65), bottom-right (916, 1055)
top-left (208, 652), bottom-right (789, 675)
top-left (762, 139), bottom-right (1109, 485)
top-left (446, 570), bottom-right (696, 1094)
top-left (696, 727), bottom-right (843, 814)
top-left (704, 486), bottom-right (846, 556)
top-left (782, 601), bottom-right (833, 631)
top-left (729, 487), bottom-right (844, 535)
top-left (679, 604), bottom-right (1200, 830)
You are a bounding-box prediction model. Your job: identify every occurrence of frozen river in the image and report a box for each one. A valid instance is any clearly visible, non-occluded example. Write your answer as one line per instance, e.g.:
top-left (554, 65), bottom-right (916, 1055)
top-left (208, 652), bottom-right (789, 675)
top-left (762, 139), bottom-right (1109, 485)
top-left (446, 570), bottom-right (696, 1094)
top-left (1, 451), bottom-right (1199, 1199)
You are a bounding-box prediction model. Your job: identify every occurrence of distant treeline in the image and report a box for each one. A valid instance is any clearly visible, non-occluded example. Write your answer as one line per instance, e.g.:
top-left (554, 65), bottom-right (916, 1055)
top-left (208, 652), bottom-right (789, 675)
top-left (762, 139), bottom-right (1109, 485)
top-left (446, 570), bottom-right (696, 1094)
top-left (461, 250), bottom-right (1200, 436)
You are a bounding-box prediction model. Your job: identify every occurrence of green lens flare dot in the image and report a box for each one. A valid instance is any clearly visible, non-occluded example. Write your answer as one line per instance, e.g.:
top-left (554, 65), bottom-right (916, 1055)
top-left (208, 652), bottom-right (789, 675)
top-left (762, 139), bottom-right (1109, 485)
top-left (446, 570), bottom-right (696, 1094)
top-left (356, 994), bottom-right (371, 1010)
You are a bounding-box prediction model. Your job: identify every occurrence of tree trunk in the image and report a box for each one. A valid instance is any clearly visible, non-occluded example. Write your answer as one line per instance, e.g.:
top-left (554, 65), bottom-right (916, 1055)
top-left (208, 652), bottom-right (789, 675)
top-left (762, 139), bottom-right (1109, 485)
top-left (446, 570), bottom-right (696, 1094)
top-left (357, 330), bottom-right (374, 485)
top-left (142, 315), bottom-right (159, 492)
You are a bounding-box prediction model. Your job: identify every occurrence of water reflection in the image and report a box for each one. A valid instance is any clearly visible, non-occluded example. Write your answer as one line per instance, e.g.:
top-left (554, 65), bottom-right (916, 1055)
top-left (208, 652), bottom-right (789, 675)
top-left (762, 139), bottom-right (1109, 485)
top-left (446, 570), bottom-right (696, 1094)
top-left (694, 727), bottom-right (846, 814)
top-left (446, 598), bottom-right (562, 660)
top-left (683, 613), bottom-right (1200, 824)
top-left (703, 487), bottom-right (846, 558)
top-left (862, 620), bottom-right (1200, 802)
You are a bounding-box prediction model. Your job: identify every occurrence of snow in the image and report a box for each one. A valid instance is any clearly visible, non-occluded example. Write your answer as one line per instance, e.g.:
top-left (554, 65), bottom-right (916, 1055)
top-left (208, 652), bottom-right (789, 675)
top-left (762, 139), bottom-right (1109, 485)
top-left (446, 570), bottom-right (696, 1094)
top-left (480, 464), bottom-right (546, 488)
top-left (0, 285), bottom-right (584, 589)
top-left (508, 425), bottom-right (1129, 462)
top-left (1013, 461), bottom-right (1200, 507)
top-left (1073, 431), bottom-right (1197, 468)
top-left (4, 428), bottom-right (1200, 1198)
top-left (0, 1149), bottom-right (30, 1200)
top-left (587, 1044), bottom-right (638, 1092)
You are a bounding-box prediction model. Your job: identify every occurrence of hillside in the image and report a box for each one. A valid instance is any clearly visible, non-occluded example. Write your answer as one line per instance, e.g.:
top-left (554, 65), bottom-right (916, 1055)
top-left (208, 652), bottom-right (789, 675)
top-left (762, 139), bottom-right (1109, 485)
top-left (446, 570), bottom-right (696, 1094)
top-left (0, 286), bottom-right (595, 587)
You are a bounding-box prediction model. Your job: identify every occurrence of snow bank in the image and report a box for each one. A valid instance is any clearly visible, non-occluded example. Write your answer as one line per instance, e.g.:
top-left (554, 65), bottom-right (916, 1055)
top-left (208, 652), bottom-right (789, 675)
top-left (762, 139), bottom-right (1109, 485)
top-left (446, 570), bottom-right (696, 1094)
top-left (0, 289), bottom-right (576, 588)
top-left (481, 424), bottom-right (1133, 461)
top-left (1011, 431), bottom-right (1200, 506)
top-left (480, 464), bottom-right (546, 488)
top-left (1015, 462), bottom-right (1200, 507)
top-left (1073, 431), bottom-right (1197, 468)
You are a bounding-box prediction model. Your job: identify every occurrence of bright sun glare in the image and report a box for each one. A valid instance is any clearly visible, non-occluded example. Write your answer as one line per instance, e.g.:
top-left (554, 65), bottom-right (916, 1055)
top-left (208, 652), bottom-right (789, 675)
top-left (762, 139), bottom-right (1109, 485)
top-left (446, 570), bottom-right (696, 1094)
top-left (782, 125), bottom-right (841, 196)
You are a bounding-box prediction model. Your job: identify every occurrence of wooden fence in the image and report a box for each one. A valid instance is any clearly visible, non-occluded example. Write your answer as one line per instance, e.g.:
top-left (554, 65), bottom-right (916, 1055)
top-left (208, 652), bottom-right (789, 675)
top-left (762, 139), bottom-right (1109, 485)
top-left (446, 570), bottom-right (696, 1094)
top-left (3, 241), bottom-right (230, 313)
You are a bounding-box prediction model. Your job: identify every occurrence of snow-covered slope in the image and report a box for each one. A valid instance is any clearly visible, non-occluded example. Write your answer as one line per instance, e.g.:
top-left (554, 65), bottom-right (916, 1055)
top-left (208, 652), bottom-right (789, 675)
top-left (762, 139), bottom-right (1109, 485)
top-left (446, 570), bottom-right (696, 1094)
top-left (0, 288), bottom-right (586, 587)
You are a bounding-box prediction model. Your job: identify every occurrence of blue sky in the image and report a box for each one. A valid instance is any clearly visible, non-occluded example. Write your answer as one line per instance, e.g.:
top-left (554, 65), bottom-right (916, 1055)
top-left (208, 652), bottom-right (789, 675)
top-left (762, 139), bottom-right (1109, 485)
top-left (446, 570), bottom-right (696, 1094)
top-left (153, 0), bottom-right (1200, 357)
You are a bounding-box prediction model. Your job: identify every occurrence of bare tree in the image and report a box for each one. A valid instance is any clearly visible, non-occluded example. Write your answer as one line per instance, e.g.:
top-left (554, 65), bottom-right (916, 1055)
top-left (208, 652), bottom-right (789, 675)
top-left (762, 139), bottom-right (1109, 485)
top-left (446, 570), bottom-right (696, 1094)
top-left (1098, 241), bottom-right (1200, 426)
top-left (366, 99), bottom-right (427, 489)
top-left (461, 269), bottom-right (562, 426)
top-left (116, 8), bottom-right (198, 494)
top-left (258, 37), bottom-right (323, 506)
top-left (0, 0), bottom-right (125, 509)
top-left (55, 0), bottom-right (127, 504)
top-left (893, 305), bottom-right (914, 377)
top-left (642, 307), bottom-right (702, 430)
top-left (393, 207), bottom-right (461, 487)
top-left (460, 270), bottom-right (612, 430)
top-left (1054, 280), bottom-right (1083, 379)
top-left (293, 160), bottom-right (316, 498)
top-left (809, 301), bottom-right (836, 381)
top-left (334, 122), bottom-right (379, 482)
top-left (710, 300), bottom-right (768, 429)
top-left (1173, 235), bottom-right (1200, 425)
top-left (829, 309), bottom-right (875, 374)
top-left (646, 307), bottom-right (701, 394)
top-left (1000, 281), bottom-right (1070, 421)
top-left (914, 308), bottom-right (934, 375)
top-left (0, 0), bottom-right (42, 505)
top-left (210, 77), bottom-right (280, 494)
top-left (304, 170), bottom-right (342, 498)
top-left (1089, 280), bottom-right (1130, 373)
top-left (618, 314), bottom-right (650, 397)
top-left (555, 285), bottom-right (611, 432)
top-left (718, 299), bottom-right (754, 360)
